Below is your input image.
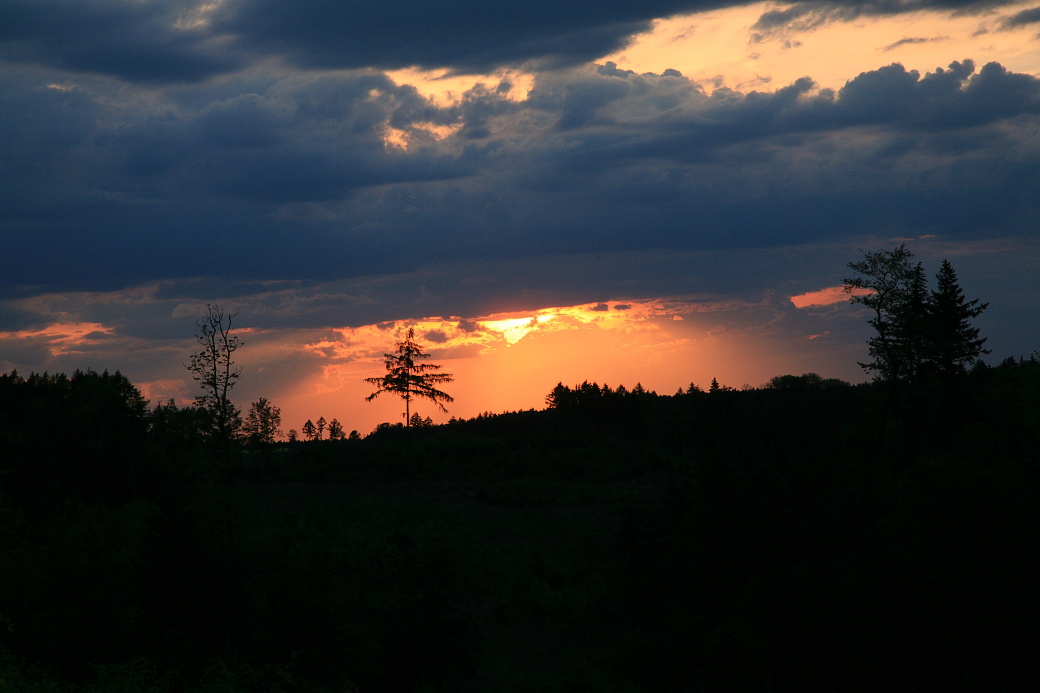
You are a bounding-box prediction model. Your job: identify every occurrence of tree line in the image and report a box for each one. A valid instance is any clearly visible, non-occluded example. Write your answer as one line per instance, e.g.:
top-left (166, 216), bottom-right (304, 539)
top-left (173, 244), bottom-right (993, 448)
top-left (180, 308), bottom-right (454, 449)
top-left (0, 243), bottom-right (1035, 691)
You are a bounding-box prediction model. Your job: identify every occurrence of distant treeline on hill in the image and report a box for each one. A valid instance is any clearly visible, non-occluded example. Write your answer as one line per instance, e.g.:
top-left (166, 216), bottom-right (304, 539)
top-left (1, 357), bottom-right (1039, 692)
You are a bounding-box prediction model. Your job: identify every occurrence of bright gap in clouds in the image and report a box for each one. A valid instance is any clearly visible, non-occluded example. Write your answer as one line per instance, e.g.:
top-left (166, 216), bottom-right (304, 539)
top-left (274, 297), bottom-right (864, 436)
top-left (605, 2), bottom-right (1040, 92)
top-left (386, 67), bottom-right (536, 105)
top-left (384, 3), bottom-right (1040, 108)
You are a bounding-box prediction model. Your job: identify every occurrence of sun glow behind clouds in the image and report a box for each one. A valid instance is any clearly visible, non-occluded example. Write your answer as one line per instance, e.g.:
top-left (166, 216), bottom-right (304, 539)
top-left (286, 300), bottom-right (702, 431)
top-left (274, 296), bottom-right (865, 434)
top-left (0, 322), bottom-right (116, 356)
top-left (0, 292), bottom-right (869, 439)
top-left (386, 67), bottom-right (535, 106)
top-left (603, 2), bottom-right (1040, 93)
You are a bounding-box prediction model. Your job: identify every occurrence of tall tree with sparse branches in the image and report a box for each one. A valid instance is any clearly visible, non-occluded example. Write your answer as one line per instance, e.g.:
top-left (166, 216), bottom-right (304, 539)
top-left (366, 327), bottom-right (454, 426)
top-left (185, 304), bottom-right (243, 446)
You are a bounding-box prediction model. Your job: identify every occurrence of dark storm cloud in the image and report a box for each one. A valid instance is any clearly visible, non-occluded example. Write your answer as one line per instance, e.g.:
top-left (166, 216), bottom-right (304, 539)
top-left (751, 1), bottom-right (1018, 42)
top-left (1001, 6), bottom-right (1040, 28)
top-left (4, 53), bottom-right (1039, 312)
top-left (0, 0), bottom-right (706, 79)
top-left (0, 0), bottom-right (244, 82)
top-left (216, 0), bottom-right (653, 72)
top-left (1, 0), bottom-right (1039, 352)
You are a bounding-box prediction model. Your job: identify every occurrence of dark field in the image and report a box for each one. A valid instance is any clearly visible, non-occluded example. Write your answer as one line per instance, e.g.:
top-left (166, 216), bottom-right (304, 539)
top-left (2, 362), bottom-right (1039, 691)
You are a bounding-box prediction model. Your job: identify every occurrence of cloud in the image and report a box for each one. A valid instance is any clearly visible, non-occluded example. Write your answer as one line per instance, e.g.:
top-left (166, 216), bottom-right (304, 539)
top-left (4, 56), bottom-right (1040, 312)
top-left (0, 1), bottom-right (708, 80)
top-left (791, 285), bottom-right (863, 308)
top-left (750, 1), bottom-right (1027, 43)
top-left (882, 36), bottom-right (949, 51)
top-left (1000, 6), bottom-right (1040, 29)
top-left (0, 0), bottom-right (245, 82)
top-left (3, 0), bottom-right (1038, 430)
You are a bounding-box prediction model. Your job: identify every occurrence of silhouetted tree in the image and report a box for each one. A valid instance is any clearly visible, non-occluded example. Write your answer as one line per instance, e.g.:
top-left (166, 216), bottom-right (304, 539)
top-left (844, 247), bottom-right (989, 385)
top-left (243, 397), bottom-right (282, 445)
top-left (287, 428), bottom-right (299, 443)
top-left (1, 369), bottom-right (149, 506)
top-left (316, 416), bottom-right (327, 440)
top-left (150, 398), bottom-right (211, 450)
top-left (409, 413), bottom-right (433, 427)
top-left (185, 304), bottom-right (242, 446)
top-left (892, 262), bottom-right (930, 384)
top-left (327, 418), bottom-right (344, 440)
top-left (545, 382), bottom-right (574, 409)
top-left (366, 327), bottom-right (454, 426)
top-left (302, 419), bottom-right (317, 441)
top-left (928, 259), bottom-right (989, 376)
top-left (843, 244), bottom-right (918, 382)
top-left (767, 373), bottom-right (850, 390)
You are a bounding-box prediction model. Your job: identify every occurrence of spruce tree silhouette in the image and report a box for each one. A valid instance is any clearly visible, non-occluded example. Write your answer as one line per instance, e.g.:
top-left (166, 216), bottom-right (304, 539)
top-left (928, 259), bottom-right (990, 377)
top-left (366, 327), bottom-right (453, 426)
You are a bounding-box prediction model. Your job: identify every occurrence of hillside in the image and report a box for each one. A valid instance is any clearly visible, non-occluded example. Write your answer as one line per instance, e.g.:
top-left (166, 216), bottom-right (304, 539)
top-left (2, 361), bottom-right (1039, 691)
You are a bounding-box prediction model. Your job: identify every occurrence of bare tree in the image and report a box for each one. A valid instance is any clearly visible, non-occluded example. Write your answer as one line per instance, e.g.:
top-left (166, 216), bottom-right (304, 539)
top-left (185, 304), bottom-right (243, 446)
top-left (366, 327), bottom-right (453, 426)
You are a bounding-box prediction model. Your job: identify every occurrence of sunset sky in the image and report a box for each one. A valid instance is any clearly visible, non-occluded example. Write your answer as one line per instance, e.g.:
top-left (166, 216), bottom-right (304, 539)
top-left (2, 0), bottom-right (1039, 435)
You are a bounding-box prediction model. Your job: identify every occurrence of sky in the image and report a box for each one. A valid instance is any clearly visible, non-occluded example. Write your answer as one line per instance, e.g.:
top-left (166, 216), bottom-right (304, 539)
top-left (2, 0), bottom-right (1039, 435)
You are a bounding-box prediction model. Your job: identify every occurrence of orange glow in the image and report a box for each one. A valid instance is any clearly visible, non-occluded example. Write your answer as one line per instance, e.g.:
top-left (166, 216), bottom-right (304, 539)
top-left (790, 285), bottom-right (868, 308)
top-left (0, 322), bottom-right (115, 356)
top-left (0, 294), bottom-right (867, 440)
top-left (386, 67), bottom-right (534, 106)
top-left (265, 296), bottom-right (864, 436)
top-left (604, 2), bottom-right (1040, 93)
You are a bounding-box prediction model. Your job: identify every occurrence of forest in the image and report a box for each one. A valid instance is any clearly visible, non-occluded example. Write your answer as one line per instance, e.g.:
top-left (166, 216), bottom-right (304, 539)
top-left (2, 249), bottom-right (1039, 692)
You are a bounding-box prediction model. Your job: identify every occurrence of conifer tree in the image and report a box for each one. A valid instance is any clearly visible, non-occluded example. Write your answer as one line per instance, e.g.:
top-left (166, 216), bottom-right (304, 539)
top-left (844, 247), bottom-right (989, 384)
top-left (928, 259), bottom-right (990, 376)
top-left (302, 419), bottom-right (317, 441)
top-left (365, 327), bottom-right (454, 426)
top-left (891, 262), bottom-right (930, 384)
top-left (327, 418), bottom-right (344, 440)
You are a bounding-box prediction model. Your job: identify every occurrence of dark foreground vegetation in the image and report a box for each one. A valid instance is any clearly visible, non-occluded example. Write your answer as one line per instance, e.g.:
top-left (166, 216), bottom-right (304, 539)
top-left (2, 361), bottom-right (1040, 692)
